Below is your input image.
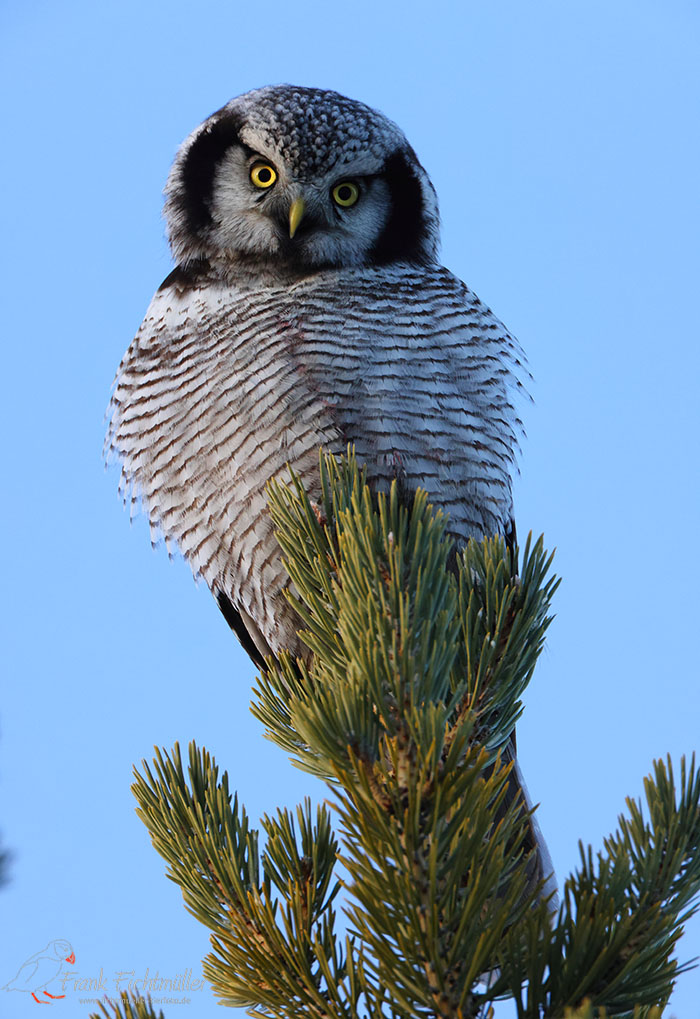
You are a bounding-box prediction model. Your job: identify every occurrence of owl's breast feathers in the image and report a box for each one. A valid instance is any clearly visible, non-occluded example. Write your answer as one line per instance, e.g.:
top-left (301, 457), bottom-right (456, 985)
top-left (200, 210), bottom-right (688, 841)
top-left (106, 261), bottom-right (528, 658)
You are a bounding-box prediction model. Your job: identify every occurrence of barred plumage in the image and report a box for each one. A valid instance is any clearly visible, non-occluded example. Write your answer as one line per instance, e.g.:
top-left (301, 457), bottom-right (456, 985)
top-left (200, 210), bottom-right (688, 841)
top-left (105, 84), bottom-right (555, 905)
top-left (106, 260), bottom-right (526, 659)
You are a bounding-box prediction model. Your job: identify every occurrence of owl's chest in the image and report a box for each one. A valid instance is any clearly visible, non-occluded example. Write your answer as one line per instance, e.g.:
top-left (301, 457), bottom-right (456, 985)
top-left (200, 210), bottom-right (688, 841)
top-left (203, 283), bottom-right (438, 441)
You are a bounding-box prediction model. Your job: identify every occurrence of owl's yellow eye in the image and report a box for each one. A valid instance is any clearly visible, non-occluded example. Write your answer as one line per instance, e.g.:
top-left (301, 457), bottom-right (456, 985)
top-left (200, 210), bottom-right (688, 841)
top-left (331, 181), bottom-right (360, 207)
top-left (250, 163), bottom-right (277, 189)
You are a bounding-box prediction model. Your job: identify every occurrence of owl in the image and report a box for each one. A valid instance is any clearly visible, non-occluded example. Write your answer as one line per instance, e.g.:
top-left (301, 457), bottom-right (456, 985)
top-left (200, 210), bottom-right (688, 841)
top-left (106, 85), bottom-right (556, 901)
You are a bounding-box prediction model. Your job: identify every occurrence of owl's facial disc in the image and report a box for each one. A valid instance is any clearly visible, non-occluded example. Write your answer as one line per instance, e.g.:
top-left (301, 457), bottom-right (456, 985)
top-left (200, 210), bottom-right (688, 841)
top-left (207, 144), bottom-right (394, 269)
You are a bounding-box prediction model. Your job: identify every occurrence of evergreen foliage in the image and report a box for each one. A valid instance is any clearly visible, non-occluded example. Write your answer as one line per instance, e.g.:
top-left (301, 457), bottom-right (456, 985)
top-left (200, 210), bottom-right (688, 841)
top-left (107, 450), bottom-right (700, 1019)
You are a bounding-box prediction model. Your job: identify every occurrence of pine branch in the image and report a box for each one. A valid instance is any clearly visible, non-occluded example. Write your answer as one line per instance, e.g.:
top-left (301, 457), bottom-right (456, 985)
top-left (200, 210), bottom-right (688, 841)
top-left (132, 742), bottom-right (366, 1016)
top-left (126, 449), bottom-right (700, 1019)
top-left (334, 742), bottom-right (534, 1016)
top-left (254, 448), bottom-right (558, 777)
top-left (498, 755), bottom-right (700, 1017)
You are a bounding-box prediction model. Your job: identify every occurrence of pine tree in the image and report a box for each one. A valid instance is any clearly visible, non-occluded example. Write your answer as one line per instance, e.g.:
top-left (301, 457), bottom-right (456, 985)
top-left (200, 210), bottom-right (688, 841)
top-left (92, 450), bottom-right (700, 1019)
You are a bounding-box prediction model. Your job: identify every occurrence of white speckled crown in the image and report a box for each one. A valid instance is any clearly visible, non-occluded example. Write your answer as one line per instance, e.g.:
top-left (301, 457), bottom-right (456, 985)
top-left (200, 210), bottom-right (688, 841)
top-left (228, 85), bottom-right (408, 175)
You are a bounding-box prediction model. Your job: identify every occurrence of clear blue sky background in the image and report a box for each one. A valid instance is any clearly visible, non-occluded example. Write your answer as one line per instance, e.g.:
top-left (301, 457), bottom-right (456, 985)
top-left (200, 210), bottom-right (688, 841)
top-left (1, 1), bottom-right (699, 1016)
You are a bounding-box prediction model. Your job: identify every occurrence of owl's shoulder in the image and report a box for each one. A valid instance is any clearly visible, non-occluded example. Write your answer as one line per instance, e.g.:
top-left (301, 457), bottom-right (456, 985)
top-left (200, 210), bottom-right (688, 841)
top-left (286, 262), bottom-right (519, 342)
top-left (285, 262), bottom-right (479, 307)
top-left (132, 259), bottom-right (524, 372)
top-left (130, 258), bottom-right (229, 353)
top-left (155, 257), bottom-right (215, 296)
top-left (144, 259), bottom-right (473, 312)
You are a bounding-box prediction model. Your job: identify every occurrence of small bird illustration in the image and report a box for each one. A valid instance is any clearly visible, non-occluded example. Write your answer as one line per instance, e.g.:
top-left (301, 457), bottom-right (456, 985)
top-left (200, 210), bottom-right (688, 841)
top-left (3, 939), bottom-right (75, 1003)
top-left (106, 85), bottom-right (557, 905)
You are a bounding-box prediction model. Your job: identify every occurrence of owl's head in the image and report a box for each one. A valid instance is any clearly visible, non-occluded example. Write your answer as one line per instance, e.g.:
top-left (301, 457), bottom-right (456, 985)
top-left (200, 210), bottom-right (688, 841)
top-left (164, 85), bottom-right (440, 271)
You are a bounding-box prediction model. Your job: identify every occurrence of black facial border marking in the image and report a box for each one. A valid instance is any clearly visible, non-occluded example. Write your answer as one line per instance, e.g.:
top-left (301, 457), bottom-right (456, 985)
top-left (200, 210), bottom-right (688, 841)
top-left (157, 257), bottom-right (211, 294)
top-left (369, 148), bottom-right (429, 266)
top-left (179, 111), bottom-right (246, 235)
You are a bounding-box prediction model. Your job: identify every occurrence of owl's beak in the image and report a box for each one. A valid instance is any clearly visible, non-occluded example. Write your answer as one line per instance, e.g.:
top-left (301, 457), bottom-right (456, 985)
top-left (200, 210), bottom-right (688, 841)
top-left (288, 197), bottom-right (306, 239)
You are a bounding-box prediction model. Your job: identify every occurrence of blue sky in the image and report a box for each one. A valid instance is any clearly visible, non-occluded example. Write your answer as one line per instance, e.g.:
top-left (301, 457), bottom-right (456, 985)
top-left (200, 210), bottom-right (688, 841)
top-left (1, 1), bottom-right (699, 1016)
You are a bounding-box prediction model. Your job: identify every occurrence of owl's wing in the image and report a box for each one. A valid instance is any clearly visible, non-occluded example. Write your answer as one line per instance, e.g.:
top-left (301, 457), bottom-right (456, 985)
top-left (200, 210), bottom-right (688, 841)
top-left (104, 261), bottom-right (344, 660)
top-left (501, 739), bottom-right (559, 912)
top-left (215, 590), bottom-right (269, 670)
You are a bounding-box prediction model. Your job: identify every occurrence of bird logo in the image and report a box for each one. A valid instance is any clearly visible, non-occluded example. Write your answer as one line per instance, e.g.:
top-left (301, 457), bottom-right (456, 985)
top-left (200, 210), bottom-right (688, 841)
top-left (2, 939), bottom-right (75, 1004)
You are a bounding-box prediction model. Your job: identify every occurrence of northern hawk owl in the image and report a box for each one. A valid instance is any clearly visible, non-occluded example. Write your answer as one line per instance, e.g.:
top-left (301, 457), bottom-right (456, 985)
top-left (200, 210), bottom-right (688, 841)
top-left (105, 85), bottom-right (556, 902)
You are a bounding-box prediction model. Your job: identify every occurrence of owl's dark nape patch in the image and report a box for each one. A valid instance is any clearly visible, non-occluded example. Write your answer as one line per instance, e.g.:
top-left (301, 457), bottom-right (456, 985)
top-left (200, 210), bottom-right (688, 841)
top-left (179, 112), bottom-right (245, 235)
top-left (370, 149), bottom-right (428, 266)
